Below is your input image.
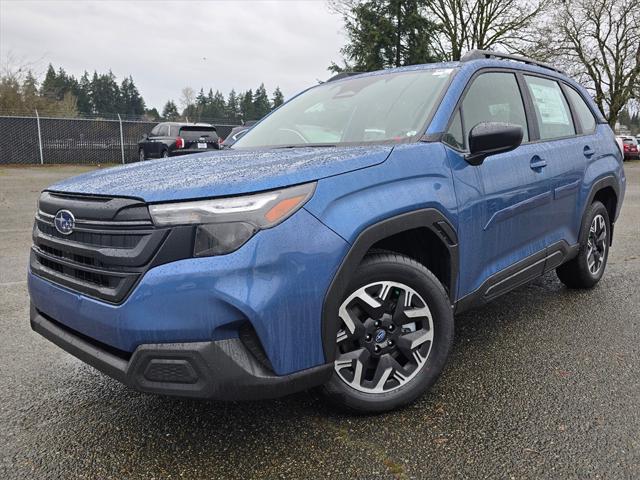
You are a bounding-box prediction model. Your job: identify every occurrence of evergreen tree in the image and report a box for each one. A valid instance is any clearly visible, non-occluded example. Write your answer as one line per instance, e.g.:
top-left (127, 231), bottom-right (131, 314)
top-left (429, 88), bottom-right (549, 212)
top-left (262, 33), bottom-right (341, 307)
top-left (40, 64), bottom-right (64, 100)
top-left (119, 76), bottom-right (145, 116)
top-left (162, 100), bottom-right (180, 120)
top-left (329, 0), bottom-right (438, 72)
top-left (145, 107), bottom-right (161, 121)
top-left (253, 83), bottom-right (271, 119)
top-left (196, 88), bottom-right (207, 107)
top-left (201, 88), bottom-right (215, 118)
top-left (271, 87), bottom-right (284, 109)
top-left (209, 90), bottom-right (227, 119)
top-left (76, 71), bottom-right (92, 114)
top-left (226, 89), bottom-right (240, 119)
top-left (90, 70), bottom-right (121, 115)
top-left (240, 89), bottom-right (254, 121)
top-left (22, 71), bottom-right (38, 99)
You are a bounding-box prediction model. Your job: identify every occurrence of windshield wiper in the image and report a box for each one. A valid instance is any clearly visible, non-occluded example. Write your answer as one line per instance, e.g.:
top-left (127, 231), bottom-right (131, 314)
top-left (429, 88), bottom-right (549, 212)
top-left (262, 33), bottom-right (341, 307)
top-left (274, 144), bottom-right (337, 149)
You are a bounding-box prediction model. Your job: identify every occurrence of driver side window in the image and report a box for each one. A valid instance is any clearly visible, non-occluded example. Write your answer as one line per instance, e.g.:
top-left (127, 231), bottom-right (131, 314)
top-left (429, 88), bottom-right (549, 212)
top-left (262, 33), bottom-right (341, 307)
top-left (461, 72), bottom-right (529, 143)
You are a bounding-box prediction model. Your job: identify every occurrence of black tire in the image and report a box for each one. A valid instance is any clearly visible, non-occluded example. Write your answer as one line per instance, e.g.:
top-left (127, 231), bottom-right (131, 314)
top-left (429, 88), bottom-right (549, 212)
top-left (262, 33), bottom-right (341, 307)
top-left (161, 149), bottom-right (169, 158)
top-left (556, 201), bottom-right (610, 289)
top-left (321, 252), bottom-right (454, 413)
top-left (139, 149), bottom-right (146, 161)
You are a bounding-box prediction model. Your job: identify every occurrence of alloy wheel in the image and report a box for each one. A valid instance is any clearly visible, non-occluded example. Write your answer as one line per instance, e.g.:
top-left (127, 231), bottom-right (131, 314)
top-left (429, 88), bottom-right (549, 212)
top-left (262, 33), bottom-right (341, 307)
top-left (334, 281), bottom-right (435, 394)
top-left (587, 214), bottom-right (607, 275)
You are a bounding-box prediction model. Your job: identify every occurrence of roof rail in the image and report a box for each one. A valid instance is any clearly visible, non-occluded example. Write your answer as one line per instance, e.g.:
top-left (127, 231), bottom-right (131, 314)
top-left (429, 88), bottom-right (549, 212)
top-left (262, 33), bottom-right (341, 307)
top-left (460, 50), bottom-right (565, 74)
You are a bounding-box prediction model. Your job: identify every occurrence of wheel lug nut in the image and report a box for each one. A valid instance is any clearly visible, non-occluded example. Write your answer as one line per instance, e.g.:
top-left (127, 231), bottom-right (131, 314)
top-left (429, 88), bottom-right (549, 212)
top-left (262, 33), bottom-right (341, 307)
top-left (374, 345), bottom-right (381, 353)
top-left (388, 324), bottom-right (395, 331)
top-left (387, 340), bottom-right (394, 346)
top-left (374, 320), bottom-right (380, 327)
top-left (365, 334), bottom-right (372, 341)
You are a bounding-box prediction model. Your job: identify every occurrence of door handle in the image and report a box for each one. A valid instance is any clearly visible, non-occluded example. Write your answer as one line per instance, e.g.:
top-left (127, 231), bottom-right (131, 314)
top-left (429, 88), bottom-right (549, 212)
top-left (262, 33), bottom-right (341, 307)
top-left (530, 156), bottom-right (547, 170)
top-left (583, 146), bottom-right (595, 158)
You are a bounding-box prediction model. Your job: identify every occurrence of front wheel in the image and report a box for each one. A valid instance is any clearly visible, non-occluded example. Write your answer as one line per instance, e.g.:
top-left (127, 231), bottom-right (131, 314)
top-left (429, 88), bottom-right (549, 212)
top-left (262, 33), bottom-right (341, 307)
top-left (321, 253), bottom-right (454, 413)
top-left (556, 201), bottom-right (610, 289)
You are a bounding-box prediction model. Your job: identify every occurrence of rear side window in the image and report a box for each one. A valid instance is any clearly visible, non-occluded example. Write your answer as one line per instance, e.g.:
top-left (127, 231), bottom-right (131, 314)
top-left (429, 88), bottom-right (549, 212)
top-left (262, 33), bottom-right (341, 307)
top-left (564, 87), bottom-right (596, 133)
top-left (461, 72), bottom-right (529, 143)
top-left (150, 124), bottom-right (161, 136)
top-left (524, 76), bottom-right (575, 140)
top-left (156, 124), bottom-right (169, 136)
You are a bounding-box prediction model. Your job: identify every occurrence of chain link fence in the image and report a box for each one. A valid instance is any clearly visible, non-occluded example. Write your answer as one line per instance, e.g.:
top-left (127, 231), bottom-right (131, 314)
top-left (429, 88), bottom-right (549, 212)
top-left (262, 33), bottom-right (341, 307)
top-left (0, 113), bottom-right (239, 165)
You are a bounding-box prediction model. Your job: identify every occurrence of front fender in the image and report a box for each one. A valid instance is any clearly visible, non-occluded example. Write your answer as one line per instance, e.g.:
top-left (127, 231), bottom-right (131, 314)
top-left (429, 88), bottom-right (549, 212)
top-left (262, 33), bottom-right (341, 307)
top-left (304, 142), bottom-right (459, 361)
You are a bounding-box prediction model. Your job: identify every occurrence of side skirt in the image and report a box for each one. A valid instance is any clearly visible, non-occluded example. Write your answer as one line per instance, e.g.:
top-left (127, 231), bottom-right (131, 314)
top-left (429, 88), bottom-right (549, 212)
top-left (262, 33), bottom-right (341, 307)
top-left (455, 240), bottom-right (579, 314)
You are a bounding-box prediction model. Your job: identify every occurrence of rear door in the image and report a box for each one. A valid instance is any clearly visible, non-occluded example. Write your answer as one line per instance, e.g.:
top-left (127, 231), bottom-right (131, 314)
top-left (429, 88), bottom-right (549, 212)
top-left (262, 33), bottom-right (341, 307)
top-left (522, 75), bottom-right (585, 252)
top-left (445, 70), bottom-right (552, 300)
top-left (144, 124), bottom-right (162, 157)
top-left (179, 126), bottom-right (219, 151)
top-left (149, 123), bottom-right (169, 157)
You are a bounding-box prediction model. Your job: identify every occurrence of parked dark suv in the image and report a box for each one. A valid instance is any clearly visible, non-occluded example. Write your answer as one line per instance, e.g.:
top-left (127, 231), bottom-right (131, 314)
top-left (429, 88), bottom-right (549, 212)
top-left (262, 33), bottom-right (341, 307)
top-left (29, 51), bottom-right (625, 413)
top-left (138, 122), bottom-right (220, 160)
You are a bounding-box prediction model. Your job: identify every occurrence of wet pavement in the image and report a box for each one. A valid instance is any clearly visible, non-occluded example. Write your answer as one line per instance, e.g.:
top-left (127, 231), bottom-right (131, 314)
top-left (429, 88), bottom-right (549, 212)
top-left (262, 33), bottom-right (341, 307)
top-left (1, 163), bottom-right (639, 479)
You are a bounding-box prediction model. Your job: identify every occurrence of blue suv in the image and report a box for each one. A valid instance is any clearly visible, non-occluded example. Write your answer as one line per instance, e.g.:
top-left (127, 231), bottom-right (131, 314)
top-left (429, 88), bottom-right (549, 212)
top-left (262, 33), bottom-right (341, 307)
top-left (28, 51), bottom-right (625, 412)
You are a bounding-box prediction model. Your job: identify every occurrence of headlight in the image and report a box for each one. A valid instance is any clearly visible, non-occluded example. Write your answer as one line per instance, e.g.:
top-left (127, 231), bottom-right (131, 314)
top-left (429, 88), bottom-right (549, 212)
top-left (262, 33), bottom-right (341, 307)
top-left (148, 183), bottom-right (316, 257)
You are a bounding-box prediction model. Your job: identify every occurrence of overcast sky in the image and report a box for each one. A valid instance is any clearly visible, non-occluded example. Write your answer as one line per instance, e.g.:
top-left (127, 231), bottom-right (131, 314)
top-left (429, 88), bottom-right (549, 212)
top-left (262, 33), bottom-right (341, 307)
top-left (0, 0), bottom-right (347, 110)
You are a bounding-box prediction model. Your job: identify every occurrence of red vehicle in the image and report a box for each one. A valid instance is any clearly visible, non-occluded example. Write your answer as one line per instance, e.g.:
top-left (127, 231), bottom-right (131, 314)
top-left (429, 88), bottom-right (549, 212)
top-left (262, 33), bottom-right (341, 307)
top-left (621, 137), bottom-right (639, 161)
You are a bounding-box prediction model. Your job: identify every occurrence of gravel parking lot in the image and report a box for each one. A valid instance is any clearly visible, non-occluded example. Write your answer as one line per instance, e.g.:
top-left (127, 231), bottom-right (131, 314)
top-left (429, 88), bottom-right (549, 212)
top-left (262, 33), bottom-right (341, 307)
top-left (1, 163), bottom-right (639, 479)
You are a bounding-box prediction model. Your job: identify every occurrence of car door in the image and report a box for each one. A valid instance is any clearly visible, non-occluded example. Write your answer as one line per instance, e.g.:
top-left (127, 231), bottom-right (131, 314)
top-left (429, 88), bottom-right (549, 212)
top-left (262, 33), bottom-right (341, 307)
top-left (522, 75), bottom-right (585, 253)
top-left (144, 124), bottom-right (161, 157)
top-left (154, 123), bottom-right (170, 157)
top-left (444, 70), bottom-right (552, 300)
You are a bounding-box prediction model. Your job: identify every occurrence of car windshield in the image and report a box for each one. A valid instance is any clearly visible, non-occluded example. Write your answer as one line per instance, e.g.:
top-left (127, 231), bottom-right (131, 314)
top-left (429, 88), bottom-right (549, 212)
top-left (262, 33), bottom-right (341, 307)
top-left (233, 68), bottom-right (455, 149)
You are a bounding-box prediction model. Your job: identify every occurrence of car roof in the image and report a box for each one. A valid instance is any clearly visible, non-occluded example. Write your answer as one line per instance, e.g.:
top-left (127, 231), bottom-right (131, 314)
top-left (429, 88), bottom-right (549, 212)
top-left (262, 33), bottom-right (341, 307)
top-left (159, 122), bottom-right (214, 127)
top-left (332, 58), bottom-right (573, 85)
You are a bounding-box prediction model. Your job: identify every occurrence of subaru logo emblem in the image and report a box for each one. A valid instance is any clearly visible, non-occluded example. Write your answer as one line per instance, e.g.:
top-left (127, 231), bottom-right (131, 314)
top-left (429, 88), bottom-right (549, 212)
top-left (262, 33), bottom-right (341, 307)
top-left (54, 209), bottom-right (75, 235)
top-left (375, 329), bottom-right (386, 343)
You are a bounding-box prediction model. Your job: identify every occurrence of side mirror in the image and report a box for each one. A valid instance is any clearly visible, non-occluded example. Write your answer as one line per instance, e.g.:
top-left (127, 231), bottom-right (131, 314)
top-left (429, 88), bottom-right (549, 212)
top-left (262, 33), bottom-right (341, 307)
top-left (466, 122), bottom-right (523, 166)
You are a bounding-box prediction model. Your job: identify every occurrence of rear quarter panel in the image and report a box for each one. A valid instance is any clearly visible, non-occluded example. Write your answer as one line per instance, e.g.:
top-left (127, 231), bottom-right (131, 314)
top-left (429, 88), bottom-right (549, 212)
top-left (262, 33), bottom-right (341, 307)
top-left (581, 124), bottom-right (626, 221)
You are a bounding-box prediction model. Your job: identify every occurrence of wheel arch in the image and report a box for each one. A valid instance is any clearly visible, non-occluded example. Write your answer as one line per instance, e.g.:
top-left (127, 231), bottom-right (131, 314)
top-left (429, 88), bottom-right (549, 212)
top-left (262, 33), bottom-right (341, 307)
top-left (321, 208), bottom-right (458, 362)
top-left (581, 176), bottom-right (619, 245)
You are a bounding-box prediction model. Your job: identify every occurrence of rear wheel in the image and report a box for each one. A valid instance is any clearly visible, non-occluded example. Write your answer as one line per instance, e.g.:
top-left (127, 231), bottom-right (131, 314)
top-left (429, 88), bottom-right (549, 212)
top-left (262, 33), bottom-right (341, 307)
top-left (161, 149), bottom-right (169, 158)
top-left (557, 201), bottom-right (610, 289)
top-left (321, 253), bottom-right (454, 413)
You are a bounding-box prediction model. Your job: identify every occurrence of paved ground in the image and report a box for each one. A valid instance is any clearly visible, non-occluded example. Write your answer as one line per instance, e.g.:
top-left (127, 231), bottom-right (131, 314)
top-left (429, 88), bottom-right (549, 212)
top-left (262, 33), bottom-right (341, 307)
top-left (1, 163), bottom-right (639, 479)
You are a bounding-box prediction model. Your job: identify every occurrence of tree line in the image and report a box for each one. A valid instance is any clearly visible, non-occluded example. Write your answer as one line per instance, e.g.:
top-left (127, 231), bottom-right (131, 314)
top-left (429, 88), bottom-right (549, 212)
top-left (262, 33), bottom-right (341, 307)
top-left (159, 84), bottom-right (285, 124)
top-left (329, 0), bottom-right (640, 128)
top-left (0, 62), bottom-right (285, 123)
top-left (0, 63), bottom-right (147, 118)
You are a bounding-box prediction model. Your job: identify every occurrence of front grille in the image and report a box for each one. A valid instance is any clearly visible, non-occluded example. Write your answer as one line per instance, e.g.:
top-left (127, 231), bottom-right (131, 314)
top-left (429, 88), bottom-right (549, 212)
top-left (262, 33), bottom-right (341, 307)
top-left (30, 192), bottom-right (171, 303)
top-left (38, 221), bottom-right (143, 248)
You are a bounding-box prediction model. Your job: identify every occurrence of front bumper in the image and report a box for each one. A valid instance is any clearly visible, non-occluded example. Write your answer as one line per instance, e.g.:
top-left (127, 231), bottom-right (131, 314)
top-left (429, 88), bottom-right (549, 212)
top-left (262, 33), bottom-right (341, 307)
top-left (29, 208), bottom-right (349, 376)
top-left (31, 304), bottom-right (332, 400)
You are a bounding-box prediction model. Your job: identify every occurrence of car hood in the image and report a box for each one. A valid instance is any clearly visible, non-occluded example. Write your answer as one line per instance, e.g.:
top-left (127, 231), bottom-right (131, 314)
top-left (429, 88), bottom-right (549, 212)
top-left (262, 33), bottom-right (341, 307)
top-left (47, 145), bottom-right (393, 202)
